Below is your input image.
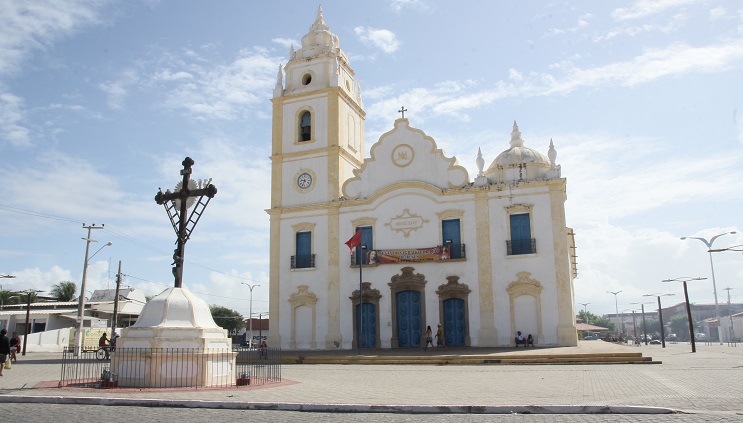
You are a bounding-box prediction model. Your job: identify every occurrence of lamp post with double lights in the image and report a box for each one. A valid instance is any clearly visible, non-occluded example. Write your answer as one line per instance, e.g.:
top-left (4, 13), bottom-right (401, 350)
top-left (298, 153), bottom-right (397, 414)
top-left (630, 301), bottom-right (654, 345)
top-left (74, 226), bottom-right (112, 355)
top-left (607, 291), bottom-right (621, 334)
top-left (643, 293), bottom-right (675, 348)
top-left (579, 302), bottom-right (590, 315)
top-left (241, 282), bottom-right (260, 348)
top-left (681, 231), bottom-right (737, 344)
top-left (662, 277), bottom-right (707, 353)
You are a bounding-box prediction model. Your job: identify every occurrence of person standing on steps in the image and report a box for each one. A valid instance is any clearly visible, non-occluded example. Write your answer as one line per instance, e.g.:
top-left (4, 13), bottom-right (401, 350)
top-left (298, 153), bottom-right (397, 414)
top-left (436, 323), bottom-right (446, 349)
top-left (424, 326), bottom-right (434, 350)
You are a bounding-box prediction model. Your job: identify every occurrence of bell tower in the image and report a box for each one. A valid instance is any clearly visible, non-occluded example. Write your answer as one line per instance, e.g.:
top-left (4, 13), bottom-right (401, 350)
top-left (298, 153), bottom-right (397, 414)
top-left (270, 6), bottom-right (365, 208)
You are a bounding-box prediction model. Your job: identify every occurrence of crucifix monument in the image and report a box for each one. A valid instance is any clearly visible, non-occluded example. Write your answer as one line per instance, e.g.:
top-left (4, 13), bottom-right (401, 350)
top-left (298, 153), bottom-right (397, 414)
top-left (114, 157), bottom-right (235, 388)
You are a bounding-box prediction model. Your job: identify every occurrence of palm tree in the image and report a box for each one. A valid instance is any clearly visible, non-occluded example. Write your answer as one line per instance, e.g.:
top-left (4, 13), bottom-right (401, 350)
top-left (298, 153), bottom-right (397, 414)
top-left (0, 289), bottom-right (16, 308)
top-left (51, 281), bottom-right (77, 302)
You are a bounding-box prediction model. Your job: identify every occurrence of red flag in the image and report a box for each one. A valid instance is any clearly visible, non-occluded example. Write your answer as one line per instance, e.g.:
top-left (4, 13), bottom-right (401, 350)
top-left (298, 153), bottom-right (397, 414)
top-left (345, 229), bottom-right (361, 254)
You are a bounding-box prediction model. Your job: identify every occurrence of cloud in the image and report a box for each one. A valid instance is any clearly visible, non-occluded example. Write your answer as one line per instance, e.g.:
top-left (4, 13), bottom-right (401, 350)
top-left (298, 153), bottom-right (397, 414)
top-left (0, 0), bottom-right (108, 77)
top-left (558, 134), bottom-right (743, 221)
top-left (271, 37), bottom-right (298, 49)
top-left (157, 47), bottom-right (280, 120)
top-left (709, 7), bottom-right (727, 21)
top-left (354, 27), bottom-right (400, 53)
top-left (388, 0), bottom-right (433, 13)
top-left (364, 39), bottom-right (743, 125)
top-left (97, 46), bottom-right (281, 120)
top-left (99, 68), bottom-right (141, 110)
top-left (0, 92), bottom-right (31, 147)
top-left (612, 0), bottom-right (696, 21)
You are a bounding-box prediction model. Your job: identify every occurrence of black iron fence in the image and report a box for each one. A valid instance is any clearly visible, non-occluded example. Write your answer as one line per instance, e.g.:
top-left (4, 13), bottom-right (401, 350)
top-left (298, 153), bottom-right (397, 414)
top-left (59, 346), bottom-right (281, 389)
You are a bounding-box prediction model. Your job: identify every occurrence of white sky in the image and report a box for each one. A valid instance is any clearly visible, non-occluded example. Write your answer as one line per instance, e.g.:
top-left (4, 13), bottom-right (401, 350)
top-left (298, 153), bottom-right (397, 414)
top-left (1, 0), bottom-right (742, 320)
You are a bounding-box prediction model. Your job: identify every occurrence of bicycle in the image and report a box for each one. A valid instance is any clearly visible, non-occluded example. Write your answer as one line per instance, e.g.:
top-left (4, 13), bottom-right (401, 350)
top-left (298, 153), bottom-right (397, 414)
top-left (96, 344), bottom-right (116, 360)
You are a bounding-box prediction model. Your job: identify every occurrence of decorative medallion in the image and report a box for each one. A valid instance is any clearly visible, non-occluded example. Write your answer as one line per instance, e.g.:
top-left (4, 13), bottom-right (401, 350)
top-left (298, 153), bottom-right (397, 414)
top-left (384, 209), bottom-right (429, 237)
top-left (391, 144), bottom-right (414, 167)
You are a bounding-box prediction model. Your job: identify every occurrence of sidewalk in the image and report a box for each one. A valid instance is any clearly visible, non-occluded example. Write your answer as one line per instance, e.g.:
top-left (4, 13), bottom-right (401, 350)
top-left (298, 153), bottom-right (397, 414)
top-left (1, 341), bottom-right (742, 415)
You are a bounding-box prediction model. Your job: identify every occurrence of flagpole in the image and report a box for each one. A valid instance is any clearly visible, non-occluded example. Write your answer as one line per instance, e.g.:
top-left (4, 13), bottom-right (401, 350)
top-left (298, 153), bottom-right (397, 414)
top-left (358, 244), bottom-right (363, 356)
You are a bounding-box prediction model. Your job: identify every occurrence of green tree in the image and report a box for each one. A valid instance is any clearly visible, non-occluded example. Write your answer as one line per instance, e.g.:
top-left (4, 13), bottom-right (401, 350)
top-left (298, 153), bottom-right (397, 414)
top-left (51, 281), bottom-right (77, 302)
top-left (669, 314), bottom-right (690, 341)
top-left (578, 310), bottom-right (616, 332)
top-left (0, 289), bottom-right (15, 307)
top-left (210, 305), bottom-right (244, 333)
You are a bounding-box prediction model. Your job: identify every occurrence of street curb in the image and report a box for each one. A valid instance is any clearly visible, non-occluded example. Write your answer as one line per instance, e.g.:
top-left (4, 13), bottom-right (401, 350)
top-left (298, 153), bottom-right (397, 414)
top-left (0, 395), bottom-right (679, 414)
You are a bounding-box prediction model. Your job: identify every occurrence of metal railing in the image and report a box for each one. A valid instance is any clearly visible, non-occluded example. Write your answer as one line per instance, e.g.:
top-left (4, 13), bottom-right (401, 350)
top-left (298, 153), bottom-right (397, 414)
top-left (506, 238), bottom-right (537, 255)
top-left (59, 346), bottom-right (281, 389)
top-left (291, 254), bottom-right (315, 269)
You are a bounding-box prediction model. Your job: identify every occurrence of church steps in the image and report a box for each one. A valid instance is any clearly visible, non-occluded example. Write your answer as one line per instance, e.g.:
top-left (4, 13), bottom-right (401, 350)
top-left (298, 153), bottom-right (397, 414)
top-left (280, 352), bottom-right (659, 365)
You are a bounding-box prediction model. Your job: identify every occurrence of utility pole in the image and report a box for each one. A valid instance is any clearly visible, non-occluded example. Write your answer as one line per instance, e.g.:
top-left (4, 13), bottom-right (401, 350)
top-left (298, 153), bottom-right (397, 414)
top-left (111, 261), bottom-right (122, 341)
top-left (75, 223), bottom-right (106, 355)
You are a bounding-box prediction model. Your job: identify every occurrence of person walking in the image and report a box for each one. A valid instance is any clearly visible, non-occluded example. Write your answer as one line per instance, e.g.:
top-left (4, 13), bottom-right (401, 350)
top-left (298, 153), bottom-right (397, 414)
top-left (9, 332), bottom-right (20, 362)
top-left (0, 329), bottom-right (10, 376)
top-left (424, 326), bottom-right (434, 350)
top-left (435, 323), bottom-right (446, 349)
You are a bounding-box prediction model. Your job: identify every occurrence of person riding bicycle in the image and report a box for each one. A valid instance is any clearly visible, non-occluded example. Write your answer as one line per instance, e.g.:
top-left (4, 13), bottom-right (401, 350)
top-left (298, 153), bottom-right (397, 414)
top-left (99, 333), bottom-right (110, 359)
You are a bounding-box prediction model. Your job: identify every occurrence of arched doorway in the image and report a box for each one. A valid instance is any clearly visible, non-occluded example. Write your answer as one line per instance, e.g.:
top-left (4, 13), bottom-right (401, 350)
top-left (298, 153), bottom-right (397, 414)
top-left (350, 282), bottom-right (381, 348)
top-left (389, 267), bottom-right (427, 348)
top-left (437, 276), bottom-right (471, 347)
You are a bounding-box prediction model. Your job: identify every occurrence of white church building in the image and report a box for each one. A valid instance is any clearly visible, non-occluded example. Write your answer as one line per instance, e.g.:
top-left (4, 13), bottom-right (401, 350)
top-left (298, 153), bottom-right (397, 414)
top-left (267, 8), bottom-right (578, 350)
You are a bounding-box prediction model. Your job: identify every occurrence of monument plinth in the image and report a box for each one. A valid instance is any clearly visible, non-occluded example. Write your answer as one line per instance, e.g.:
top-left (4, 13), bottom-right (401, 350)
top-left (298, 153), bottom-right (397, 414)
top-left (114, 287), bottom-right (236, 387)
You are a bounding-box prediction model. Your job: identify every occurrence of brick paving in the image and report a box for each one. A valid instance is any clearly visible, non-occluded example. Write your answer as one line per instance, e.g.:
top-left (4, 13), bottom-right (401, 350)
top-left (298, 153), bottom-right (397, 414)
top-left (0, 341), bottom-right (742, 415)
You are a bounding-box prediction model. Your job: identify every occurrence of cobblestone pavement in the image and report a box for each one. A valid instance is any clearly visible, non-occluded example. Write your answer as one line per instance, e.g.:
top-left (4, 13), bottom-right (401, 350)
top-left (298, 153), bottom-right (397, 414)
top-left (1, 341), bottom-right (742, 417)
top-left (2, 404), bottom-right (742, 422)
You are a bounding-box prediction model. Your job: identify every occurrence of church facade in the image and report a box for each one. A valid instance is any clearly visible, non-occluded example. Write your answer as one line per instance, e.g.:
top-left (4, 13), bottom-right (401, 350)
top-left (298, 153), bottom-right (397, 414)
top-left (267, 8), bottom-right (578, 349)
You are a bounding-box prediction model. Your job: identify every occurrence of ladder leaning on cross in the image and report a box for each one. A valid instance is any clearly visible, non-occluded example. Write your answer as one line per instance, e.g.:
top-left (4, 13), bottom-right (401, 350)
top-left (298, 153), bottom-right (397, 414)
top-left (154, 157), bottom-right (217, 288)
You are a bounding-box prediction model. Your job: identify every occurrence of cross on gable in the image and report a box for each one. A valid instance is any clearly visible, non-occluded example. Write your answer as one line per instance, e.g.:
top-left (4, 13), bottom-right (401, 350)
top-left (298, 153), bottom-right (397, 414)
top-left (398, 106), bottom-right (407, 119)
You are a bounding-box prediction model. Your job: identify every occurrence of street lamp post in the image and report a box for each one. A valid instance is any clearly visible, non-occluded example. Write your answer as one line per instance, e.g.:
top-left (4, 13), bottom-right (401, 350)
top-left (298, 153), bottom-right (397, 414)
top-left (607, 291), bottom-right (621, 334)
top-left (663, 277), bottom-right (707, 353)
top-left (579, 302), bottom-right (590, 315)
top-left (643, 293), bottom-right (675, 348)
top-left (681, 231), bottom-right (737, 343)
top-left (630, 301), bottom-right (654, 345)
top-left (241, 282), bottom-right (260, 348)
top-left (74, 224), bottom-right (110, 355)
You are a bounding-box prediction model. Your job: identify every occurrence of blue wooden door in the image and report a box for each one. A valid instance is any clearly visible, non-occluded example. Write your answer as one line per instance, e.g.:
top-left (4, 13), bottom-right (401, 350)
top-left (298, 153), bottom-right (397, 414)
top-left (356, 303), bottom-right (376, 348)
top-left (396, 291), bottom-right (422, 347)
top-left (444, 298), bottom-right (466, 346)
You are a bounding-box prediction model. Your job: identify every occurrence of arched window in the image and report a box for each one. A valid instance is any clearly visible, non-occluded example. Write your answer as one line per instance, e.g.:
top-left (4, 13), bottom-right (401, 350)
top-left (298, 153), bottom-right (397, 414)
top-left (299, 111), bottom-right (311, 141)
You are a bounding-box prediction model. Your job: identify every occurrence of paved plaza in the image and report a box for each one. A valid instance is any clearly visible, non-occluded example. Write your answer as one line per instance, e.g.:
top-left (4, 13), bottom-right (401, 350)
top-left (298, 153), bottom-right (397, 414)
top-left (0, 341), bottom-right (742, 417)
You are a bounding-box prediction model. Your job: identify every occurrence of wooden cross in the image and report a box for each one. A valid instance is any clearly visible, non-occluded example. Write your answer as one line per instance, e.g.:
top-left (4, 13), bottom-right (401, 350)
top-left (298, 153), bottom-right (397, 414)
top-left (398, 106), bottom-right (407, 119)
top-left (155, 157), bottom-right (217, 288)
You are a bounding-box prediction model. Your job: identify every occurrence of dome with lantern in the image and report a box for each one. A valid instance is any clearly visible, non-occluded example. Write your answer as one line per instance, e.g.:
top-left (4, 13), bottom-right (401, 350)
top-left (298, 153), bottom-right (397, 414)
top-left (480, 121), bottom-right (560, 184)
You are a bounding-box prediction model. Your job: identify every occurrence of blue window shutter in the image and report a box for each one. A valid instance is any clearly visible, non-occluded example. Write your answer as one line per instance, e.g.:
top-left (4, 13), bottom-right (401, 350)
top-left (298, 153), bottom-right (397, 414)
top-left (442, 219), bottom-right (461, 259)
top-left (296, 231), bottom-right (311, 268)
top-left (355, 226), bottom-right (373, 264)
top-left (509, 213), bottom-right (531, 254)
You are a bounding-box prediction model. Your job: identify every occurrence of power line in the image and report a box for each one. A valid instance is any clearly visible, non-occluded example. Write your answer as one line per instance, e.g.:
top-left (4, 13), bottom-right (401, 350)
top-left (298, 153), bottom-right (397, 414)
top-left (0, 204), bottom-right (266, 285)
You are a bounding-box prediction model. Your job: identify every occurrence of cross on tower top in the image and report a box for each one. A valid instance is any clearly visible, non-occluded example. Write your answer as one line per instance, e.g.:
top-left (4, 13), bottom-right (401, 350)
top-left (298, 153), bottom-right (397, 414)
top-left (398, 106), bottom-right (407, 119)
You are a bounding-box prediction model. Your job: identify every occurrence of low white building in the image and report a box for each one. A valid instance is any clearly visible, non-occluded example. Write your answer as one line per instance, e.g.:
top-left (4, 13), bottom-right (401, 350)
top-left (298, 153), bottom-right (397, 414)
top-left (267, 7), bottom-right (578, 350)
top-left (0, 287), bottom-right (147, 349)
